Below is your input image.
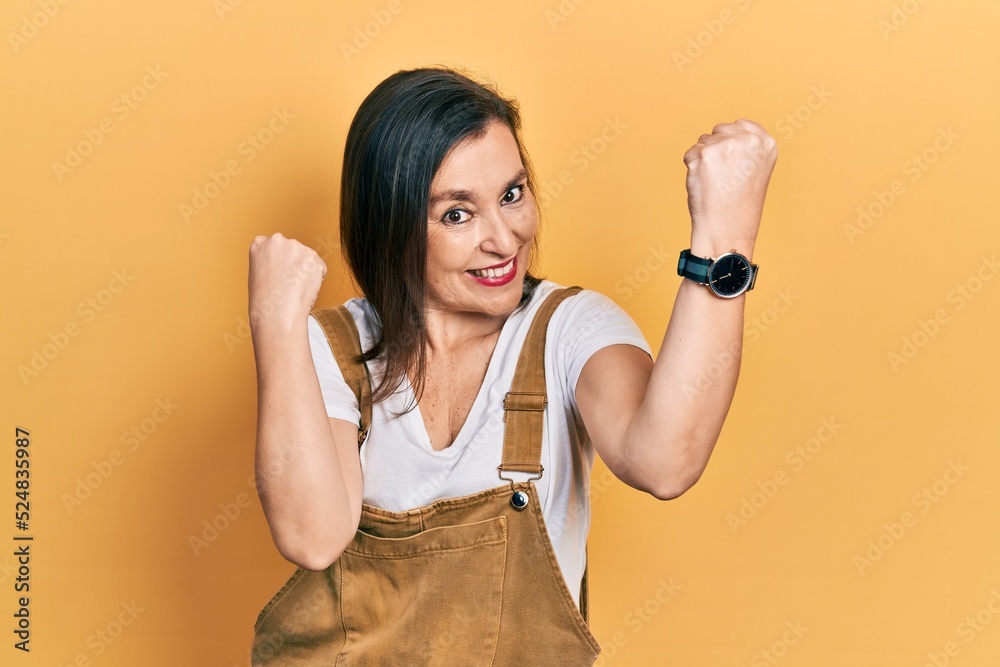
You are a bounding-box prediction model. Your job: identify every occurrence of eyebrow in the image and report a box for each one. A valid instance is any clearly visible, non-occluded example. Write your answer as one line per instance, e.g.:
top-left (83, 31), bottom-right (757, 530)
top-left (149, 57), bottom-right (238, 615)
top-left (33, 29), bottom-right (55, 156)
top-left (428, 168), bottom-right (527, 208)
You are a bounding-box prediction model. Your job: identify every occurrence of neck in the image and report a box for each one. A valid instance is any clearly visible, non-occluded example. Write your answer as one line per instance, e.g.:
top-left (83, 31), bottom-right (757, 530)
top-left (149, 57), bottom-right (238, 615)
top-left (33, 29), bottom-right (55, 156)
top-left (422, 305), bottom-right (508, 356)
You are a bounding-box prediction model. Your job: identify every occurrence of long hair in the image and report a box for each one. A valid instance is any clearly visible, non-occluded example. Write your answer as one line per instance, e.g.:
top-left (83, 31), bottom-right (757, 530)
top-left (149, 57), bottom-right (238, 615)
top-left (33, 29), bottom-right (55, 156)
top-left (340, 65), bottom-right (543, 415)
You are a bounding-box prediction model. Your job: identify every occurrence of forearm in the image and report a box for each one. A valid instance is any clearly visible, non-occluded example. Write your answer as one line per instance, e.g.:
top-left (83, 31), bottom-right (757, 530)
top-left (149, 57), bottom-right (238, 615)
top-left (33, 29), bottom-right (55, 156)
top-left (594, 119), bottom-right (775, 499)
top-left (252, 319), bottom-right (355, 566)
top-left (621, 236), bottom-right (753, 499)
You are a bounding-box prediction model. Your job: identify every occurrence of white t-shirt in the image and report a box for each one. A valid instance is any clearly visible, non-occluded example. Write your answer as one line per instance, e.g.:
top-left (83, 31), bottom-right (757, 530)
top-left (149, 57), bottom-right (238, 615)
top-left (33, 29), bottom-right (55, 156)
top-left (306, 279), bottom-right (653, 609)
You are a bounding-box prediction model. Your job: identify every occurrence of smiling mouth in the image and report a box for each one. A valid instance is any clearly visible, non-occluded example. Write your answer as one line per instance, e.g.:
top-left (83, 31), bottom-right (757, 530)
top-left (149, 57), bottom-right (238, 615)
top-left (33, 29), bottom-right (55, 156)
top-left (466, 257), bottom-right (515, 279)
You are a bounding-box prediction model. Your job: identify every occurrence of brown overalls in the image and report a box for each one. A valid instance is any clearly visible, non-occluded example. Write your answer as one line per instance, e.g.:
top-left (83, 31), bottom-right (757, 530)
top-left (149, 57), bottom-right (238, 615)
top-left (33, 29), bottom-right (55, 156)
top-left (252, 286), bottom-right (602, 665)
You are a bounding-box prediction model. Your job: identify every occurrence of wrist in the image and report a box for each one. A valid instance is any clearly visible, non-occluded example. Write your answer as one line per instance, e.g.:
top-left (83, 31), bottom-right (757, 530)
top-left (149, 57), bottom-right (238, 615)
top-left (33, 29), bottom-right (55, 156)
top-left (249, 310), bottom-right (309, 342)
top-left (678, 240), bottom-right (759, 299)
top-left (688, 235), bottom-right (756, 261)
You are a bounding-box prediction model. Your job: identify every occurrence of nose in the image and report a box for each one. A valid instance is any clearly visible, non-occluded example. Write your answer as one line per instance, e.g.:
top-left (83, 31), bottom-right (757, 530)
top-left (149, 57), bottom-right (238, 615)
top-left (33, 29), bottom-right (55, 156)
top-left (478, 209), bottom-right (520, 258)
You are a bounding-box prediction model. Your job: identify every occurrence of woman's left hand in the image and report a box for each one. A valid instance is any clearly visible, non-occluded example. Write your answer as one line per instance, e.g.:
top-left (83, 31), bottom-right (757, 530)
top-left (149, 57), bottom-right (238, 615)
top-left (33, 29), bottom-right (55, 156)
top-left (683, 119), bottom-right (778, 250)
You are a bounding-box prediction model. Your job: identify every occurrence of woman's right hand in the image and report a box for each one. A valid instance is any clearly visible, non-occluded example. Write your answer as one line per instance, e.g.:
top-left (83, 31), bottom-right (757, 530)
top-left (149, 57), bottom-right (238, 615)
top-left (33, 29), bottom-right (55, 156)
top-left (682, 119), bottom-right (777, 252)
top-left (248, 232), bottom-right (328, 332)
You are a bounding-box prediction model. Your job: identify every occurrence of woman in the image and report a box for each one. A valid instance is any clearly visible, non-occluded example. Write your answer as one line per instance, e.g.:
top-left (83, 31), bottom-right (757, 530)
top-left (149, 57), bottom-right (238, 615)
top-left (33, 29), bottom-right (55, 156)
top-left (248, 66), bottom-right (777, 665)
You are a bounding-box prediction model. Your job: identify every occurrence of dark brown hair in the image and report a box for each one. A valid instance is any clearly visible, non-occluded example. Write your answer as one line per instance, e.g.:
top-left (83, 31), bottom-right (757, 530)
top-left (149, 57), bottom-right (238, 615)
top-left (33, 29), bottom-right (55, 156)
top-left (340, 65), bottom-right (543, 415)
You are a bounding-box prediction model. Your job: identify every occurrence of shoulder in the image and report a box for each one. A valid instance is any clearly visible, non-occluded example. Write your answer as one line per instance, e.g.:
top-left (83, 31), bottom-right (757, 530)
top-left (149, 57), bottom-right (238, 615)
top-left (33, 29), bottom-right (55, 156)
top-left (537, 281), bottom-right (652, 389)
top-left (308, 296), bottom-right (381, 352)
top-left (536, 280), bottom-right (642, 344)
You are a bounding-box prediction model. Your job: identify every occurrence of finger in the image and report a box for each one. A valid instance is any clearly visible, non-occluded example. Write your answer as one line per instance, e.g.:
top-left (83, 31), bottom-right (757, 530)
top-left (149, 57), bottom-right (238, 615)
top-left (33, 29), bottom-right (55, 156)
top-left (683, 145), bottom-right (701, 166)
top-left (733, 118), bottom-right (768, 135)
top-left (697, 133), bottom-right (732, 146)
top-left (711, 122), bottom-right (744, 135)
top-left (300, 249), bottom-right (327, 278)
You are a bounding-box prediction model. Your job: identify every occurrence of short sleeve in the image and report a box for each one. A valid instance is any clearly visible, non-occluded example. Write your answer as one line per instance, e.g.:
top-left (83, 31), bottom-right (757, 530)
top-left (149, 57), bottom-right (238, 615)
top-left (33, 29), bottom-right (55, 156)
top-left (552, 289), bottom-right (653, 399)
top-left (307, 313), bottom-right (362, 424)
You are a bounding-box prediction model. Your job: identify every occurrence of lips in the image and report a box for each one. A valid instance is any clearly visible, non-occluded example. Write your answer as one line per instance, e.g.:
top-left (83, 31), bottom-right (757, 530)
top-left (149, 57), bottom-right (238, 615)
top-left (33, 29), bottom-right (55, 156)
top-left (467, 257), bottom-right (515, 279)
top-left (465, 256), bottom-right (517, 286)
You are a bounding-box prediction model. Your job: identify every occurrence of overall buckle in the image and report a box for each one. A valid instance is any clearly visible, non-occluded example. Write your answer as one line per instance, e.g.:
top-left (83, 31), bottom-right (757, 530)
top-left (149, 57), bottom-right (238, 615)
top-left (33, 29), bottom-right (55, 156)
top-left (502, 391), bottom-right (547, 421)
top-left (498, 464), bottom-right (543, 511)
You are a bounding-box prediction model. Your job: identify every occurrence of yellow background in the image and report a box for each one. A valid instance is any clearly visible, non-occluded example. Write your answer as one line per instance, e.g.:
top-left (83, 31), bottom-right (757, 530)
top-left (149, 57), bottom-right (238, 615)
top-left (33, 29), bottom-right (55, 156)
top-left (3, 0), bottom-right (999, 664)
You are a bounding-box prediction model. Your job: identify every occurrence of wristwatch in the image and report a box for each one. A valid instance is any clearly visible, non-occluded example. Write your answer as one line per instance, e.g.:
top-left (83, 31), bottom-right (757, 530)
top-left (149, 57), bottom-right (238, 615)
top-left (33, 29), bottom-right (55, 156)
top-left (677, 248), bottom-right (758, 298)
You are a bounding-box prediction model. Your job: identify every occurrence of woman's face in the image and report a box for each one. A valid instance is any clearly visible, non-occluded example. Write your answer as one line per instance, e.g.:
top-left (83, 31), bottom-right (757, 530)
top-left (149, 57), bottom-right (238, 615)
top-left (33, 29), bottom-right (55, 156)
top-left (425, 120), bottom-right (538, 321)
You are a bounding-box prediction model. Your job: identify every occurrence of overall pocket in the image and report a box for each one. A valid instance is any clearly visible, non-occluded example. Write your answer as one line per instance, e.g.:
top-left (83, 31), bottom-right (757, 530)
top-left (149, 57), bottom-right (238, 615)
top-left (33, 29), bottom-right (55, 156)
top-left (252, 565), bottom-right (343, 666)
top-left (339, 515), bottom-right (508, 666)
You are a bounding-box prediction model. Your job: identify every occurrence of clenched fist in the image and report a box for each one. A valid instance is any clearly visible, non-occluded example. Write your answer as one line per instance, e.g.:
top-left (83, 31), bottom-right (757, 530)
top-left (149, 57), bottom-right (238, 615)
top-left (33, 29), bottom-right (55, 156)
top-left (247, 232), bottom-right (327, 332)
top-left (683, 119), bottom-right (778, 249)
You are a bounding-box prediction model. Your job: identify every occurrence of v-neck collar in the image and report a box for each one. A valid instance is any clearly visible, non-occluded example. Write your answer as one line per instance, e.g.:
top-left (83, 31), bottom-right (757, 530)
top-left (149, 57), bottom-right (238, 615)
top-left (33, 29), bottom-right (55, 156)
top-left (404, 294), bottom-right (533, 456)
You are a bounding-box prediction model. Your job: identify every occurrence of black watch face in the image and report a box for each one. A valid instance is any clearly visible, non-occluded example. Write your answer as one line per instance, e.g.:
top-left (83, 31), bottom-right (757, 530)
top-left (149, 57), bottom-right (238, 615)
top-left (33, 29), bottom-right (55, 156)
top-left (708, 254), bottom-right (751, 297)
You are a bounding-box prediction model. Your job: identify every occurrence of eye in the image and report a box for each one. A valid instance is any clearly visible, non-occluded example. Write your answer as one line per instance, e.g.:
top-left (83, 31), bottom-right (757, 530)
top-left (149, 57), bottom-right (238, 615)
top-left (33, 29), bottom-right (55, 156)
top-left (442, 209), bottom-right (471, 224)
top-left (502, 184), bottom-right (526, 205)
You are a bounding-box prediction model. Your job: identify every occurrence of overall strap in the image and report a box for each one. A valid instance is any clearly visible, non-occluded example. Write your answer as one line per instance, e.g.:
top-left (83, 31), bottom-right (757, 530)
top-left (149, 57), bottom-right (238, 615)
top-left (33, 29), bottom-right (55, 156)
top-left (498, 286), bottom-right (583, 478)
top-left (310, 306), bottom-right (373, 448)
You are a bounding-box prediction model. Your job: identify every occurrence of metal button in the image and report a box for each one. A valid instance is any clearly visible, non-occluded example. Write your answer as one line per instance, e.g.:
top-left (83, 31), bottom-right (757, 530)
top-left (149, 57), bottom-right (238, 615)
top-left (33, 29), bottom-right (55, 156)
top-left (510, 490), bottom-right (529, 510)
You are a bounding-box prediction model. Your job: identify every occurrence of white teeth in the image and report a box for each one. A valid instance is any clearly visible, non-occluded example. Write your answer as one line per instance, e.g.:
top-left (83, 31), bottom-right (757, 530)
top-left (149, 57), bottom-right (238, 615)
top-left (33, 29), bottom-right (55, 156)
top-left (470, 259), bottom-right (513, 279)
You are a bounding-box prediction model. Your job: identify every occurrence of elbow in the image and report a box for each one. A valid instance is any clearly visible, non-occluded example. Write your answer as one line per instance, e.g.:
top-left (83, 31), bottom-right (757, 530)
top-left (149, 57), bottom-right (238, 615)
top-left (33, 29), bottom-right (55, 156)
top-left (275, 529), bottom-right (353, 572)
top-left (287, 550), bottom-right (339, 572)
top-left (647, 465), bottom-right (705, 501)
top-left (649, 480), bottom-right (692, 501)
top-left (644, 432), bottom-right (717, 500)
top-left (261, 494), bottom-right (362, 571)
top-left (281, 543), bottom-right (345, 572)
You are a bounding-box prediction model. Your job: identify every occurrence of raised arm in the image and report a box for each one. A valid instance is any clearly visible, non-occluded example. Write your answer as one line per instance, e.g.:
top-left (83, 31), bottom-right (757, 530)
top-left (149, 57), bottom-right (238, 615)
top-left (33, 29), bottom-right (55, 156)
top-left (249, 232), bottom-right (364, 569)
top-left (576, 119), bottom-right (778, 500)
